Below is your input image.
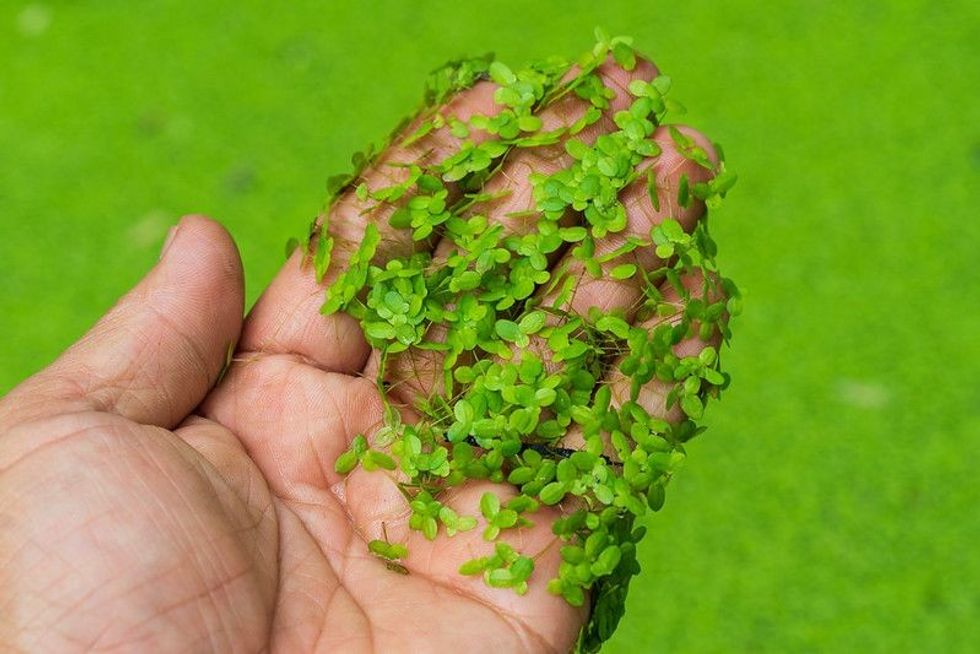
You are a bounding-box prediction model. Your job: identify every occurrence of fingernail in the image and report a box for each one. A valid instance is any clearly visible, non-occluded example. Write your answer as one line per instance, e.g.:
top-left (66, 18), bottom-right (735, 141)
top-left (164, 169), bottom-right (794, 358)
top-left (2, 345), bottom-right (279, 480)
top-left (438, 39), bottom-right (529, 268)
top-left (159, 224), bottom-right (179, 260)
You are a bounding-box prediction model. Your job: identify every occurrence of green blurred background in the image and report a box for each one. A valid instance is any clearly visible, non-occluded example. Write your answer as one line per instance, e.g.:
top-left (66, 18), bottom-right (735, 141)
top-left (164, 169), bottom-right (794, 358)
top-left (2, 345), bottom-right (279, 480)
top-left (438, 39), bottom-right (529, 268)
top-left (2, 1), bottom-right (978, 651)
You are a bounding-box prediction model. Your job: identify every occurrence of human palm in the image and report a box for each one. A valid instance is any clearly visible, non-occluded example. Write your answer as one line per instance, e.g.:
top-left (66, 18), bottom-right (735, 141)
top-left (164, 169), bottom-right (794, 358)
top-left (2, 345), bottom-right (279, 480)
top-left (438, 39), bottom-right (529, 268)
top-left (0, 55), bottom-right (717, 653)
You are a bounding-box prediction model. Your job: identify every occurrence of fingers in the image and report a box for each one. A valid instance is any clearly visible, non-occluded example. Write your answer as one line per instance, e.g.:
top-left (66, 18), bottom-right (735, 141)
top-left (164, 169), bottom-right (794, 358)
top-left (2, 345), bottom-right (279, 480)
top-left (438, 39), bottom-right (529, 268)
top-left (538, 125), bottom-right (718, 319)
top-left (376, 58), bottom-right (661, 402)
top-left (0, 215), bottom-right (245, 430)
top-left (560, 270), bottom-right (726, 455)
top-left (239, 82), bottom-right (500, 373)
top-left (507, 125), bottom-right (717, 382)
top-left (607, 271), bottom-right (726, 422)
top-left (434, 58), bottom-right (660, 247)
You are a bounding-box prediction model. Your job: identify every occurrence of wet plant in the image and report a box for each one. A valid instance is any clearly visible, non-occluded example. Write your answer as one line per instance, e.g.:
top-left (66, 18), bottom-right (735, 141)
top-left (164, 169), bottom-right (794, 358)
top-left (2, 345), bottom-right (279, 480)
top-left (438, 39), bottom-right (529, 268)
top-left (308, 30), bottom-right (740, 652)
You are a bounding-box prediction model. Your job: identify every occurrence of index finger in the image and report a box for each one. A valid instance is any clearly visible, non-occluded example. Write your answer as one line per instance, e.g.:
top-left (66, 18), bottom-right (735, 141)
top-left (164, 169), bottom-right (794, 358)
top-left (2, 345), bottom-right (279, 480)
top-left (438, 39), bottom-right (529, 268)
top-left (240, 76), bottom-right (501, 372)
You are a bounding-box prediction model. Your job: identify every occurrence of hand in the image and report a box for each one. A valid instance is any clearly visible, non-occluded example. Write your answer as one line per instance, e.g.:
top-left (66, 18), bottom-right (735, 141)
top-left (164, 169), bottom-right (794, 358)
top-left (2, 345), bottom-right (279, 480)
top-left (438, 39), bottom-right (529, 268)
top-left (0, 55), bottom-right (717, 653)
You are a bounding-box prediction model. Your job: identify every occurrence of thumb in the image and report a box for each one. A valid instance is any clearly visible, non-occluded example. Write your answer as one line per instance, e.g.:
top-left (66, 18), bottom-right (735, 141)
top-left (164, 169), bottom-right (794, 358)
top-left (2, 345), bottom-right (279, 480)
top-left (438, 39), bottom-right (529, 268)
top-left (0, 215), bottom-right (244, 430)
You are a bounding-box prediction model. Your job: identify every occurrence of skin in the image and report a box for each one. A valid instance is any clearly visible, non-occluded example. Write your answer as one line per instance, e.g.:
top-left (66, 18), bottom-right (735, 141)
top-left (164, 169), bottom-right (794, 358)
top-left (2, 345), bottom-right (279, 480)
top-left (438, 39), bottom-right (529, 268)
top-left (0, 55), bottom-right (717, 653)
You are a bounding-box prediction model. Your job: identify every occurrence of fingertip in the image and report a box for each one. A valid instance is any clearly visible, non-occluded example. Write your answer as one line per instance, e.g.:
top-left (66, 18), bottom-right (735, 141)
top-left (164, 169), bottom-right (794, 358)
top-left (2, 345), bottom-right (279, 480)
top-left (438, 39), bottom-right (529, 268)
top-left (161, 214), bottom-right (245, 308)
top-left (168, 214), bottom-right (243, 268)
top-left (665, 124), bottom-right (721, 169)
top-left (629, 55), bottom-right (660, 81)
top-left (149, 213), bottom-right (246, 399)
top-left (597, 55), bottom-right (660, 111)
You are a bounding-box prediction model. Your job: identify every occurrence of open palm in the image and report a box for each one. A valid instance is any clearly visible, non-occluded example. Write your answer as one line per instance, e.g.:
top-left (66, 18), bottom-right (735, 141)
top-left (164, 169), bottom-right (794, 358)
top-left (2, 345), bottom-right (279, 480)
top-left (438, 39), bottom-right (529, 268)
top-left (0, 55), bottom-right (717, 653)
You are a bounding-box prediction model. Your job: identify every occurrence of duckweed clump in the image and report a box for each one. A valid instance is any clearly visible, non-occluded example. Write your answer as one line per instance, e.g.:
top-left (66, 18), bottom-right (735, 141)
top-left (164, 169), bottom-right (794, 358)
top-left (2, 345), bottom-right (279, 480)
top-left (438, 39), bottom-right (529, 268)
top-left (317, 30), bottom-right (740, 652)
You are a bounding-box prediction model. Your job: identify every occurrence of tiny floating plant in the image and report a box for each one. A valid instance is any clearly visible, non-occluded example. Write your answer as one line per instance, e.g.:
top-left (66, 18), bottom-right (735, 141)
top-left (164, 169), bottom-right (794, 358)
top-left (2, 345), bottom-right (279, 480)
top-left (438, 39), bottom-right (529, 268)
top-left (302, 29), bottom-right (740, 653)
